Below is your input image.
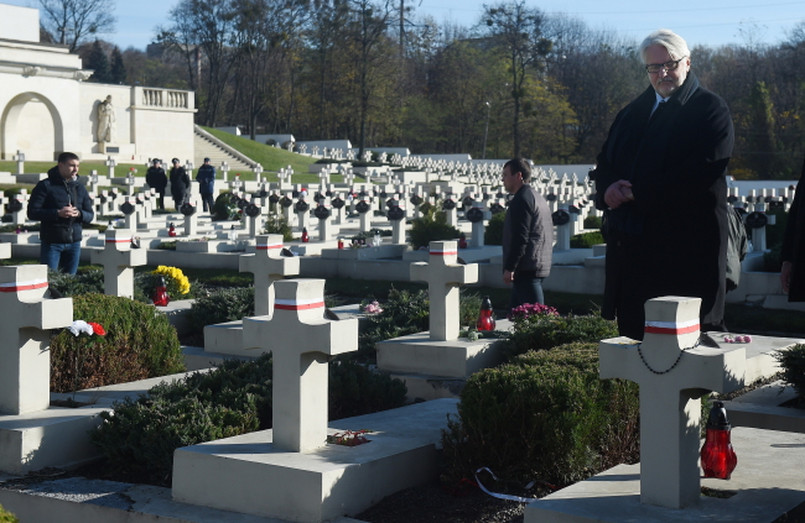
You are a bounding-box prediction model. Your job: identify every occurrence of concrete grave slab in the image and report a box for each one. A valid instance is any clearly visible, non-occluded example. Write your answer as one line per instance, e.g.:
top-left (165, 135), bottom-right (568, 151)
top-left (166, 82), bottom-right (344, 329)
top-left (524, 427), bottom-right (805, 523)
top-left (172, 399), bottom-right (457, 522)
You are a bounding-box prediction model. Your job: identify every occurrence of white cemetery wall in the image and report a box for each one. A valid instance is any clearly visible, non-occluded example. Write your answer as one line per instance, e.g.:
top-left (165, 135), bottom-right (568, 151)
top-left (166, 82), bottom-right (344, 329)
top-left (0, 44), bottom-right (85, 161)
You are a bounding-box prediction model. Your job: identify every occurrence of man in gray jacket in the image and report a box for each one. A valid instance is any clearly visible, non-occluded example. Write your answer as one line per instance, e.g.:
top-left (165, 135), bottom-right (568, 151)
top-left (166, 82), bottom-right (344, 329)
top-left (501, 158), bottom-right (553, 308)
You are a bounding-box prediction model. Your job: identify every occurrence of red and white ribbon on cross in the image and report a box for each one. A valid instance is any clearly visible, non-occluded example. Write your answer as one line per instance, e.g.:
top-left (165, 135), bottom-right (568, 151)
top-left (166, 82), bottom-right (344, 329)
top-left (256, 242), bottom-right (283, 251)
top-left (644, 318), bottom-right (700, 335)
top-left (429, 248), bottom-right (457, 256)
top-left (105, 237), bottom-right (131, 244)
top-left (0, 279), bottom-right (49, 292)
top-left (274, 297), bottom-right (325, 311)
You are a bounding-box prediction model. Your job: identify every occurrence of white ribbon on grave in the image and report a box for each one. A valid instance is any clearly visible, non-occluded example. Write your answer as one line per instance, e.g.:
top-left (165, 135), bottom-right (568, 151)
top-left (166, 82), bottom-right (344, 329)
top-left (474, 467), bottom-right (539, 504)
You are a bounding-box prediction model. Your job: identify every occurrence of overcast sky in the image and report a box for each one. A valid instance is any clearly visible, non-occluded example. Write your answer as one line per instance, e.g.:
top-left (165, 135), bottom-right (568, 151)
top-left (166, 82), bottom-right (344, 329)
top-left (3, 0), bottom-right (803, 50)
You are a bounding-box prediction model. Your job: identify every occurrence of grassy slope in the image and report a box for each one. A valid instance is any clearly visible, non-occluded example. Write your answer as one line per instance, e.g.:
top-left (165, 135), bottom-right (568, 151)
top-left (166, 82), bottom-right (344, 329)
top-left (0, 129), bottom-right (326, 184)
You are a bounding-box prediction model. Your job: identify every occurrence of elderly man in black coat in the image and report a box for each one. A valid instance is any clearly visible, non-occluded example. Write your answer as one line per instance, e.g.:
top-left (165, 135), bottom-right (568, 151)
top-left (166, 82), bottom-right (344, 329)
top-left (781, 158), bottom-right (805, 301)
top-left (592, 29), bottom-right (735, 340)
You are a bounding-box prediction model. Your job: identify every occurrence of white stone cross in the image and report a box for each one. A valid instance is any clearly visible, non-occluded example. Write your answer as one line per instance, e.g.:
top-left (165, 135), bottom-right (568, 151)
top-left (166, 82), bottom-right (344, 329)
top-left (599, 296), bottom-right (746, 509)
top-left (13, 150), bottom-right (25, 174)
top-left (105, 156), bottom-right (116, 177)
top-left (242, 279), bottom-right (358, 452)
top-left (410, 240), bottom-right (478, 341)
top-left (239, 234), bottom-right (300, 316)
top-left (0, 265), bottom-right (73, 415)
top-left (90, 230), bottom-right (147, 298)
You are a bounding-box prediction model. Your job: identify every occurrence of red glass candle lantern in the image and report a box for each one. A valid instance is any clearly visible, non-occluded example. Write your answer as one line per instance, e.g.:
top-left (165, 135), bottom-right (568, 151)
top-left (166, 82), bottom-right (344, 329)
top-left (301, 227), bottom-right (309, 243)
top-left (153, 276), bottom-right (170, 306)
top-left (337, 237), bottom-right (344, 249)
top-left (476, 296), bottom-right (496, 331)
top-left (700, 400), bottom-right (737, 479)
top-left (168, 223), bottom-right (177, 237)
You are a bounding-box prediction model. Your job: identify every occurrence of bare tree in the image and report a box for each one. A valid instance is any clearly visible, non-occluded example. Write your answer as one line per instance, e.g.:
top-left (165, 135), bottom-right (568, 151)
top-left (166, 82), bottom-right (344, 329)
top-left (39, 0), bottom-right (115, 52)
top-left (482, 0), bottom-right (551, 157)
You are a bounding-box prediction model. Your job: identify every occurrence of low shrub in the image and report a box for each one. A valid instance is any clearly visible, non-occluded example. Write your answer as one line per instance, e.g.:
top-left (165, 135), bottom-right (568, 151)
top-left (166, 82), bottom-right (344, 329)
top-left (776, 344), bottom-right (805, 401)
top-left (92, 354), bottom-right (407, 486)
top-left (0, 504), bottom-right (17, 523)
top-left (329, 358), bottom-right (407, 419)
top-left (184, 286), bottom-right (255, 346)
top-left (583, 215), bottom-right (602, 229)
top-left (358, 287), bottom-right (429, 355)
top-left (409, 210), bottom-right (460, 250)
top-left (441, 343), bottom-right (639, 491)
top-left (570, 231), bottom-right (605, 248)
top-left (484, 212), bottom-right (506, 245)
top-left (504, 309), bottom-right (618, 359)
top-left (50, 293), bottom-right (185, 392)
top-left (48, 267), bottom-right (104, 296)
top-left (357, 286), bottom-right (483, 358)
top-left (264, 214), bottom-right (293, 242)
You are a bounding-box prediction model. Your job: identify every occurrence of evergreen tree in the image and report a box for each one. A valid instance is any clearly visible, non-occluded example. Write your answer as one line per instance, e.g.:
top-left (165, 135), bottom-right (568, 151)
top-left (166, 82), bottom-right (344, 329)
top-left (87, 40), bottom-right (111, 83)
top-left (110, 47), bottom-right (127, 84)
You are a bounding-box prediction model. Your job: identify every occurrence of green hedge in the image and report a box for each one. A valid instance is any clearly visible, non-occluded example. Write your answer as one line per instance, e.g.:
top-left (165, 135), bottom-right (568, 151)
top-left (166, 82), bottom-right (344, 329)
top-left (92, 354), bottom-right (406, 486)
top-left (777, 344), bottom-right (805, 402)
top-left (442, 343), bottom-right (639, 490)
top-left (0, 504), bottom-right (17, 523)
top-left (484, 211), bottom-right (506, 245)
top-left (409, 209), bottom-right (460, 249)
top-left (50, 293), bottom-right (185, 392)
top-left (505, 310), bottom-right (618, 359)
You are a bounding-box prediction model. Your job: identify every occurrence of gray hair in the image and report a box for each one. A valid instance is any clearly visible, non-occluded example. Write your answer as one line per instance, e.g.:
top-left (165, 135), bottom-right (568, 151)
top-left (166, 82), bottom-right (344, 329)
top-left (639, 29), bottom-right (690, 61)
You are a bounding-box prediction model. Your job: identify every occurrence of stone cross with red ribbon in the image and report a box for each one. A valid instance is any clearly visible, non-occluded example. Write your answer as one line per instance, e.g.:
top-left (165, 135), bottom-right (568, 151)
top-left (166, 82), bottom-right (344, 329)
top-left (242, 279), bottom-right (358, 451)
top-left (0, 265), bottom-right (72, 415)
top-left (599, 296), bottom-right (746, 509)
top-left (91, 229), bottom-right (147, 299)
top-left (410, 240), bottom-right (478, 341)
top-left (239, 234), bottom-right (300, 316)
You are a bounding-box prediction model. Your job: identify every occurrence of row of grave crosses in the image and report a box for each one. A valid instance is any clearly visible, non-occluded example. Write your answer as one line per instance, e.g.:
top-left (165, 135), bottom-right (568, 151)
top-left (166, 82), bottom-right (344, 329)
top-left (1, 236), bottom-right (750, 514)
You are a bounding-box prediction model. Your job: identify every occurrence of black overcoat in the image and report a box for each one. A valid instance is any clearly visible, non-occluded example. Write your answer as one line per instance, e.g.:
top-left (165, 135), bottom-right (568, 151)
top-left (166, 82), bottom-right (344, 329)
top-left (593, 73), bottom-right (734, 339)
top-left (781, 158), bottom-right (805, 301)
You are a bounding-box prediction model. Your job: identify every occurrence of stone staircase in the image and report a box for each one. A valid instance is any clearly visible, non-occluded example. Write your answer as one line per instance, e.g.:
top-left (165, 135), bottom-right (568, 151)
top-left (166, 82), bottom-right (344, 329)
top-left (193, 125), bottom-right (256, 172)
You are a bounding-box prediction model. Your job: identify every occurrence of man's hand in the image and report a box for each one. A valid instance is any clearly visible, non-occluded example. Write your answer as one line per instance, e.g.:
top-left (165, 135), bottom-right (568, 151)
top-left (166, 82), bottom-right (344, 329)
top-left (59, 205), bottom-right (79, 219)
top-left (604, 180), bottom-right (634, 209)
top-left (503, 270), bottom-right (514, 284)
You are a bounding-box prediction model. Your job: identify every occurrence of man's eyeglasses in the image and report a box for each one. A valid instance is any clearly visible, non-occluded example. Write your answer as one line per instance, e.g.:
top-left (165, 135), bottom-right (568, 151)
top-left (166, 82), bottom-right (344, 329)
top-left (645, 57), bottom-right (686, 74)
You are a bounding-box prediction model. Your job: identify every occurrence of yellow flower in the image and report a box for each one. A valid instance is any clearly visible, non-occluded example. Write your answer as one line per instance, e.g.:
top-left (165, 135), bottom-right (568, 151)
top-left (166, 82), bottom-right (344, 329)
top-left (153, 265), bottom-right (191, 296)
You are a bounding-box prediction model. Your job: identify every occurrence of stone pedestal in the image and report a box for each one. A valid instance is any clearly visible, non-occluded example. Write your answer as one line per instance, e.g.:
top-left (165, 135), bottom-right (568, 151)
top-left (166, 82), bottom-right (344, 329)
top-left (172, 399), bottom-right (456, 522)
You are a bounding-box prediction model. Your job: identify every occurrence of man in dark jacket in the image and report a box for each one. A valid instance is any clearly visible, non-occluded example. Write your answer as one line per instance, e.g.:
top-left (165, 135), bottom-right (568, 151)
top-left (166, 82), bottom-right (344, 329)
top-left (145, 158), bottom-right (168, 210)
top-left (196, 157), bottom-right (216, 213)
top-left (780, 157), bottom-right (805, 301)
top-left (27, 152), bottom-right (94, 274)
top-left (501, 157), bottom-right (553, 309)
top-left (169, 158), bottom-right (190, 210)
top-left (593, 29), bottom-right (734, 340)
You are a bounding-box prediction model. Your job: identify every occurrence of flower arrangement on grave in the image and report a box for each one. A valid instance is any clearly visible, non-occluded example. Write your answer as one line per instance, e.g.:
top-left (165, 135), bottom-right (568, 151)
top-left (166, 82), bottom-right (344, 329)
top-left (360, 300), bottom-right (383, 315)
top-left (326, 429), bottom-right (373, 446)
top-left (507, 302), bottom-right (559, 322)
top-left (67, 319), bottom-right (107, 337)
top-left (152, 265), bottom-right (191, 297)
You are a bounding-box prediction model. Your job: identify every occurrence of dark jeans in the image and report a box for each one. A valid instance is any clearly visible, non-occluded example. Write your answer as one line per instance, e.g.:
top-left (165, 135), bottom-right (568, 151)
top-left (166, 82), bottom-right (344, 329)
top-left (509, 275), bottom-right (545, 310)
top-left (200, 193), bottom-right (214, 213)
top-left (40, 241), bottom-right (81, 275)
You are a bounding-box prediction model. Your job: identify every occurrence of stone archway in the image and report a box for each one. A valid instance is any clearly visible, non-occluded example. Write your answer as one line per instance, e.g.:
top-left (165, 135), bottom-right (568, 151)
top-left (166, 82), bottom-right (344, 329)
top-left (1, 92), bottom-right (63, 161)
